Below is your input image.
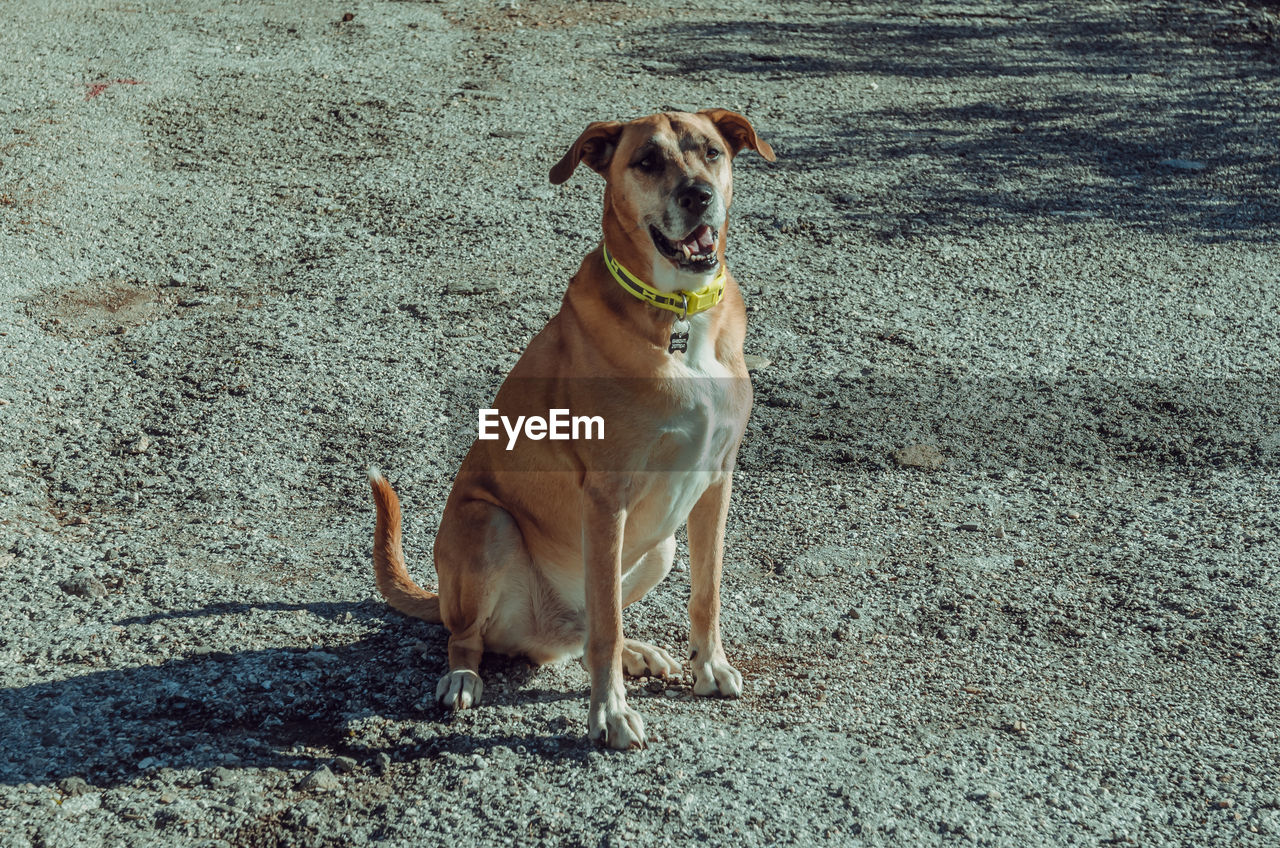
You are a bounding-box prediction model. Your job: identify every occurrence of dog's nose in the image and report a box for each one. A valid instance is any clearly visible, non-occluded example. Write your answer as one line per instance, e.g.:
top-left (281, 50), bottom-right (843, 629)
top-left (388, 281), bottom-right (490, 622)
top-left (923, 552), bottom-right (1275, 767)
top-left (677, 183), bottom-right (714, 214)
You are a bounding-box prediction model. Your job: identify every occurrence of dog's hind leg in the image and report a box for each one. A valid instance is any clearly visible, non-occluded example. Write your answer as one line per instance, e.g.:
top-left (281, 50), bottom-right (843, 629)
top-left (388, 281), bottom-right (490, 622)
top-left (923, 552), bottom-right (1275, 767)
top-left (432, 497), bottom-right (529, 711)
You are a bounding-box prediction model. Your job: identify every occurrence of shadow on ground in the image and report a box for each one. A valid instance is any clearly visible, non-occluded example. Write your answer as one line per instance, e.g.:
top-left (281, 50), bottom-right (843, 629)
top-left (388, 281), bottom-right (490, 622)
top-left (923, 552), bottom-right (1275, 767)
top-left (638, 4), bottom-right (1280, 242)
top-left (0, 603), bottom-right (589, 789)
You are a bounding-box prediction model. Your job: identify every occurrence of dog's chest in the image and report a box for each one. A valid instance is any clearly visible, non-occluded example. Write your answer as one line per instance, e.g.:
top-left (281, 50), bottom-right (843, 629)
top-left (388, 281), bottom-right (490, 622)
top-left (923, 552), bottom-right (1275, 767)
top-left (627, 316), bottom-right (745, 542)
top-left (662, 313), bottom-right (739, 457)
top-left (672, 311), bottom-right (730, 380)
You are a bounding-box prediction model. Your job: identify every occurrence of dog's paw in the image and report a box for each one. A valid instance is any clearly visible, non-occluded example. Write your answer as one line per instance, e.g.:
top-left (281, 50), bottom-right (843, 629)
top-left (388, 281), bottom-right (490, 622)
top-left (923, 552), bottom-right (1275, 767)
top-left (435, 669), bottom-right (484, 711)
top-left (588, 696), bottom-right (647, 750)
top-left (621, 640), bottom-right (681, 678)
top-left (691, 653), bottom-right (743, 698)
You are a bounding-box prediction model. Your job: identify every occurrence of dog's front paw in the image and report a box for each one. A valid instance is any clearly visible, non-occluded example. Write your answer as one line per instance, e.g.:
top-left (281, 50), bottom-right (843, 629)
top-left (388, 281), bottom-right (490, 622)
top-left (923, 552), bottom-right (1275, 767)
top-left (436, 669), bottom-right (484, 711)
top-left (621, 639), bottom-right (682, 678)
top-left (588, 695), bottom-right (647, 750)
top-left (691, 653), bottom-right (743, 698)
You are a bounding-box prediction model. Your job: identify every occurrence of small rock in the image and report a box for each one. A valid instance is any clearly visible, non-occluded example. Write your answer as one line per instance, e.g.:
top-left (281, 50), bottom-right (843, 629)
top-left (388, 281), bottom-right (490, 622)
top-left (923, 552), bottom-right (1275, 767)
top-left (1158, 158), bottom-right (1205, 171)
top-left (1011, 720), bottom-right (1028, 733)
top-left (893, 444), bottom-right (943, 471)
top-left (957, 522), bottom-right (980, 532)
top-left (963, 685), bottom-right (981, 695)
top-left (58, 776), bottom-right (92, 797)
top-left (445, 279), bottom-right (500, 295)
top-left (131, 435), bottom-right (151, 454)
top-left (296, 765), bottom-right (340, 792)
top-left (206, 766), bottom-right (237, 786)
top-left (59, 793), bottom-right (102, 815)
top-left (59, 575), bottom-right (108, 599)
top-left (331, 756), bottom-right (358, 774)
top-left (341, 12), bottom-right (355, 22)
top-left (1013, 557), bottom-right (1028, 568)
top-left (992, 527), bottom-right (1006, 539)
top-left (374, 752), bottom-right (392, 772)
top-left (743, 354), bottom-right (771, 371)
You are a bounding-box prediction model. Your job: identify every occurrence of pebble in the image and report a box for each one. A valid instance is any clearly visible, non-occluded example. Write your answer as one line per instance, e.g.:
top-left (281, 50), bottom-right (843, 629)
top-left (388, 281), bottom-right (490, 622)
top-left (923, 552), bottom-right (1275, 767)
top-left (957, 522), bottom-right (980, 532)
top-left (893, 444), bottom-right (944, 471)
top-left (331, 756), bottom-right (358, 773)
top-left (296, 765), bottom-right (340, 792)
top-left (743, 354), bottom-right (771, 371)
top-left (1158, 158), bottom-right (1205, 171)
top-left (57, 776), bottom-right (92, 797)
top-left (207, 766), bottom-right (237, 786)
top-left (59, 575), bottom-right (108, 599)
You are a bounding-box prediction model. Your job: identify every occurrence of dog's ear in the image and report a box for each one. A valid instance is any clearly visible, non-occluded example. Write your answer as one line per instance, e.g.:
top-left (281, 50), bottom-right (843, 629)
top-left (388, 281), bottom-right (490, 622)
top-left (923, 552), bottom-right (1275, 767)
top-left (549, 121), bottom-right (625, 184)
top-left (698, 109), bottom-right (776, 162)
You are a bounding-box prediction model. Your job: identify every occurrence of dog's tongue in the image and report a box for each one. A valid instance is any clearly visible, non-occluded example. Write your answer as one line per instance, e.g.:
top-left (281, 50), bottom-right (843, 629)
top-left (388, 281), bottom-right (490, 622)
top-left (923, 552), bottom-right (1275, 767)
top-left (682, 224), bottom-right (716, 253)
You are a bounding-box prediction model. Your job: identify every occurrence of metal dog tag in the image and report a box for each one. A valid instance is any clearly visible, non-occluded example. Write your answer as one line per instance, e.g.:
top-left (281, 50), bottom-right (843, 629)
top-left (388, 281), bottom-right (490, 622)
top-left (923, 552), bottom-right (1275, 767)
top-left (668, 319), bottom-right (690, 354)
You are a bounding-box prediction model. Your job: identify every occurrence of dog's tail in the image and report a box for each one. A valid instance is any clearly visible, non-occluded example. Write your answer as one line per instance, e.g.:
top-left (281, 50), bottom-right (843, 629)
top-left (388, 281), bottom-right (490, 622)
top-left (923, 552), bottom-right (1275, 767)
top-left (367, 466), bottom-right (442, 623)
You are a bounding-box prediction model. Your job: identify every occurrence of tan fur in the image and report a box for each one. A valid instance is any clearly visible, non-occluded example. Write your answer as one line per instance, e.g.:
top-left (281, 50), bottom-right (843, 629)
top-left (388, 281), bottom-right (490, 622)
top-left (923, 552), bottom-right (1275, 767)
top-left (369, 110), bottom-right (773, 749)
top-left (368, 468), bottom-right (441, 623)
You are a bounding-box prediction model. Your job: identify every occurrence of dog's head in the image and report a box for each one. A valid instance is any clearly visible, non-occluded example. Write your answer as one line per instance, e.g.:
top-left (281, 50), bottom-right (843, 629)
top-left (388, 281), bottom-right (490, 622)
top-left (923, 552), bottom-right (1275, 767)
top-left (550, 110), bottom-right (774, 290)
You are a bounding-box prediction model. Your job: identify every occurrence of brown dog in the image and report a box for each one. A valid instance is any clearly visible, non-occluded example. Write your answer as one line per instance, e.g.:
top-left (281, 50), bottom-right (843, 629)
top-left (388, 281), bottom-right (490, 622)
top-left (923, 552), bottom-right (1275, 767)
top-left (368, 109), bottom-right (774, 749)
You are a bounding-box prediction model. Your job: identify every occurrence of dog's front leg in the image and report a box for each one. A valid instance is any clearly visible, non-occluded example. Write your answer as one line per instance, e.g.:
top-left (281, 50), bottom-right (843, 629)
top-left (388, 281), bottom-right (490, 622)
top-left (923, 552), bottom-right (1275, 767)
top-left (687, 474), bottom-right (744, 697)
top-left (582, 473), bottom-right (646, 750)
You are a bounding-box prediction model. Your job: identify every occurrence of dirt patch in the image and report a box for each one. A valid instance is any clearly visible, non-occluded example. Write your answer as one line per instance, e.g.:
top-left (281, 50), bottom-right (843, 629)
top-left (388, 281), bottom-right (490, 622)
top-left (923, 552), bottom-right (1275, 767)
top-left (26, 278), bottom-right (167, 338)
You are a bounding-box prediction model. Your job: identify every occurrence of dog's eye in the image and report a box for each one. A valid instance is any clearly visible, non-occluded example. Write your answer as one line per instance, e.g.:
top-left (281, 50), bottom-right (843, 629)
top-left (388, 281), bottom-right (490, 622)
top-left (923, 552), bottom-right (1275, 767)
top-left (636, 153), bottom-right (662, 172)
top-left (707, 147), bottom-right (723, 161)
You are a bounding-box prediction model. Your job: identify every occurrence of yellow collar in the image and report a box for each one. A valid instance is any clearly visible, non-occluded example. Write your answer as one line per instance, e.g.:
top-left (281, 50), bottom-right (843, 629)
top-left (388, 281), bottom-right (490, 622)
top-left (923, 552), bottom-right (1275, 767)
top-left (601, 241), bottom-right (725, 318)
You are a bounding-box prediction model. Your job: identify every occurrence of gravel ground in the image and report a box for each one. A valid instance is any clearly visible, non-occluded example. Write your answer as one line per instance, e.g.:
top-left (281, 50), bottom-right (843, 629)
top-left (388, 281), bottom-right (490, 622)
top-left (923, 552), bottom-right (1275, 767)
top-left (2, 0), bottom-right (1279, 845)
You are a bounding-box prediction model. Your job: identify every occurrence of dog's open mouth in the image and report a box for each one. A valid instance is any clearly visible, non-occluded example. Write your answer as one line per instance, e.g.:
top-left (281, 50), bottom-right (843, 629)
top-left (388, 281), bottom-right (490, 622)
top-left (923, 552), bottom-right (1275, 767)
top-left (650, 224), bottom-right (719, 271)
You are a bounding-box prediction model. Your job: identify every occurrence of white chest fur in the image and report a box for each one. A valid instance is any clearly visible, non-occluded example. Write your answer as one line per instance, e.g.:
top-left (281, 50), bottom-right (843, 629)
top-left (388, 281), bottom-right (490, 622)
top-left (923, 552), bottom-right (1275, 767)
top-left (671, 310), bottom-right (730, 380)
top-left (621, 310), bottom-right (741, 550)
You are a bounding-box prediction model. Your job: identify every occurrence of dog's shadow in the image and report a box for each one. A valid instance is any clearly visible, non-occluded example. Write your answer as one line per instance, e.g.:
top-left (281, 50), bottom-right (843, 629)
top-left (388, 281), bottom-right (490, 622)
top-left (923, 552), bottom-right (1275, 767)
top-left (0, 601), bottom-right (605, 790)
